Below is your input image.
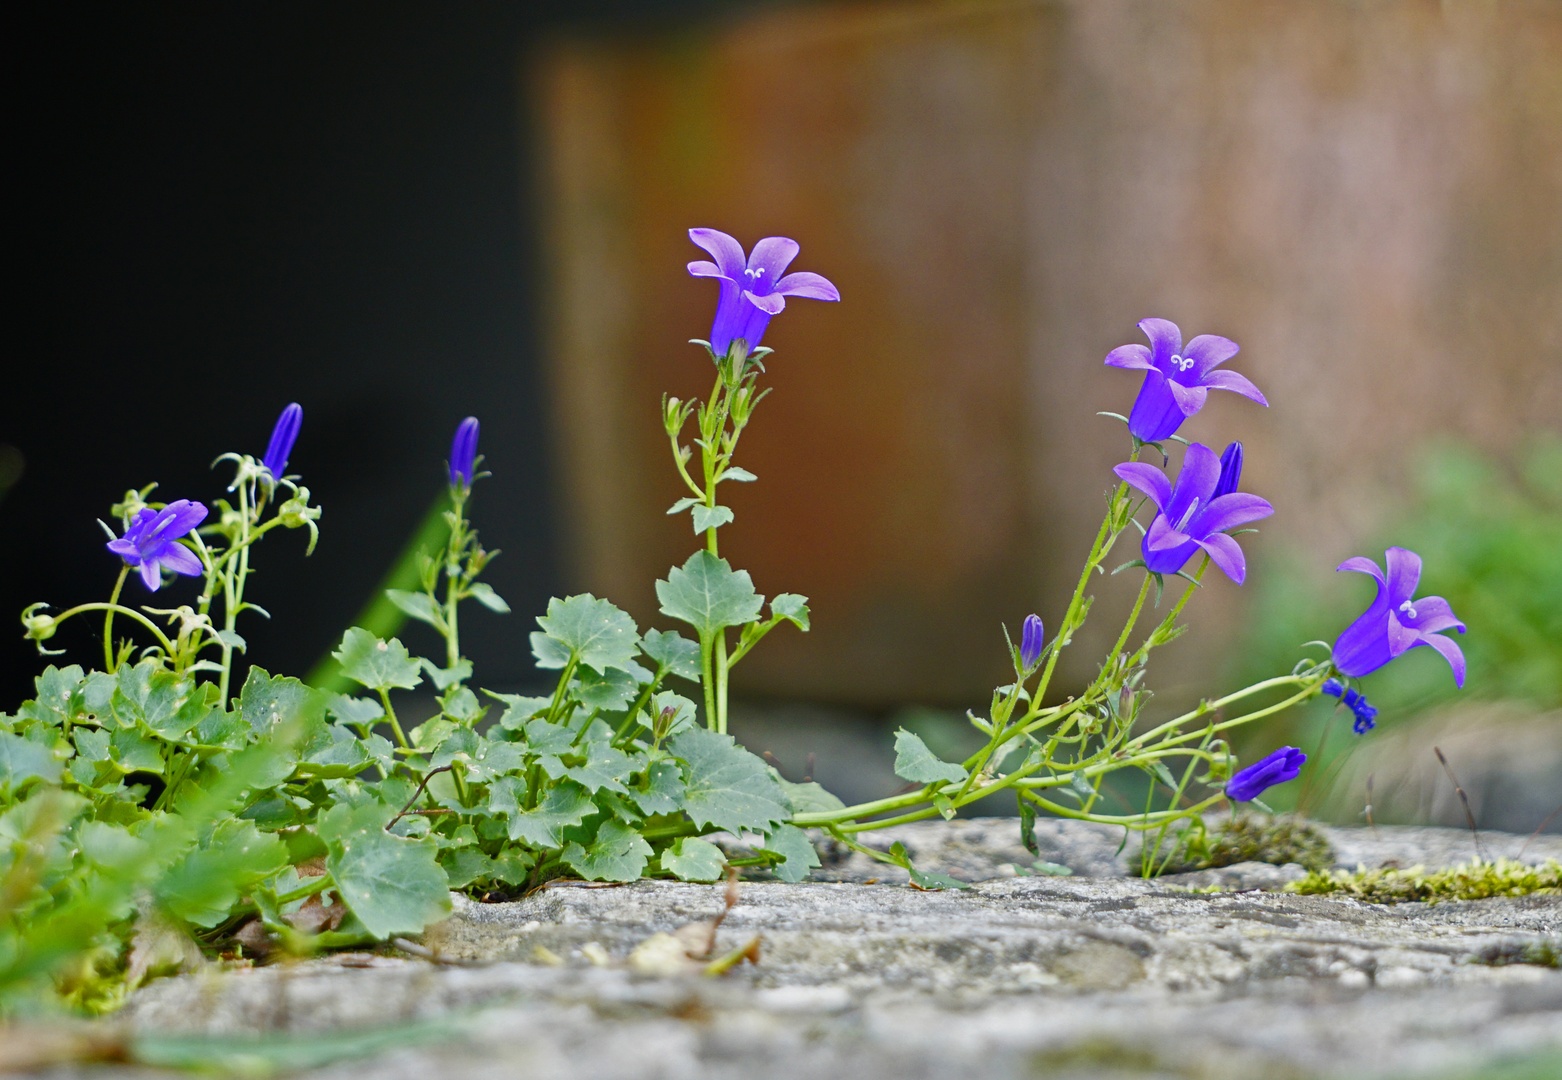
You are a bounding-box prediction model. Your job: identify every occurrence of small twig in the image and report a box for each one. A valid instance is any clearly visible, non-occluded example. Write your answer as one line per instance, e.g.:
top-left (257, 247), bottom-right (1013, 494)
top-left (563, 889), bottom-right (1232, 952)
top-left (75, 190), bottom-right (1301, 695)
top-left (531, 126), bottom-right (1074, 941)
top-left (1433, 746), bottom-right (1488, 863)
top-left (1517, 802), bottom-right (1562, 860)
top-left (702, 865), bottom-right (740, 958)
top-left (385, 766), bottom-right (453, 831)
top-left (391, 937), bottom-right (484, 967)
top-left (1364, 773), bottom-right (1378, 838)
top-left (805, 753), bottom-right (816, 783)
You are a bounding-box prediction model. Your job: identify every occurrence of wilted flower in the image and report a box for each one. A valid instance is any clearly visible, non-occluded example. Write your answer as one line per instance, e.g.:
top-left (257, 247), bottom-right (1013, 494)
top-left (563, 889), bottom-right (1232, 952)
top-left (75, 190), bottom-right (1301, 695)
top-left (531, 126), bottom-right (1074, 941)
top-left (449, 416), bottom-right (480, 488)
top-left (1225, 747), bottom-right (1305, 802)
top-left (1020, 614), bottom-right (1045, 669)
top-left (1322, 677), bottom-right (1379, 734)
top-left (1104, 318), bottom-right (1268, 443)
top-left (1114, 442), bottom-right (1273, 583)
top-left (106, 500), bottom-right (208, 590)
top-left (262, 403), bottom-right (303, 480)
top-left (688, 228), bottom-right (839, 358)
top-left (1332, 547), bottom-right (1467, 687)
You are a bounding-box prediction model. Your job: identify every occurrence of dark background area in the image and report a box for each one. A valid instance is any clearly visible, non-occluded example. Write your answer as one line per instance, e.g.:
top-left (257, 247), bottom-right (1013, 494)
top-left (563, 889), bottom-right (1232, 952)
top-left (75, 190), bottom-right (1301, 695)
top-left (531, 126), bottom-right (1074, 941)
top-left (2, 2), bottom-right (736, 706)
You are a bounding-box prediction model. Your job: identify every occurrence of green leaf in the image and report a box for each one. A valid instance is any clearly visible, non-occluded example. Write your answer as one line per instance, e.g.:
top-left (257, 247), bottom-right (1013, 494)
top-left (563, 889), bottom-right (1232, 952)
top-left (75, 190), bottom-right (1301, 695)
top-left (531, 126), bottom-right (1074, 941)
top-left (467, 583), bottom-right (511, 614)
top-left (22, 665), bottom-right (85, 727)
top-left (564, 741), bottom-right (637, 795)
top-left (118, 662), bottom-right (211, 740)
top-left (691, 504), bottom-right (735, 533)
top-left (440, 848), bottom-right (496, 888)
top-left (0, 731), bottom-right (63, 789)
top-left (626, 759), bottom-right (684, 815)
top-left (532, 594), bottom-right (641, 675)
top-left (769, 594), bottom-right (810, 631)
top-left (648, 691), bottom-right (697, 739)
top-left (239, 667), bottom-right (325, 735)
top-left (442, 687), bottom-right (483, 723)
top-left (655, 551), bottom-right (765, 638)
top-left (498, 780), bottom-right (594, 846)
top-left (325, 693), bottom-right (384, 728)
top-left (640, 629), bottom-right (702, 681)
top-left (672, 728), bottom-right (788, 834)
top-left (421, 659), bottom-right (473, 691)
top-left (666, 496), bottom-right (701, 515)
top-left (890, 842), bottom-right (971, 891)
top-left (487, 691), bottom-right (551, 730)
top-left (759, 824), bottom-right (819, 883)
top-left (721, 467), bottom-right (758, 482)
top-left (562, 819), bottom-right (652, 882)
top-left (892, 729), bottom-right (967, 785)
top-left (661, 837), bottom-right (725, 882)
top-left (1145, 760), bottom-right (1178, 790)
top-left (573, 667), bottom-right (642, 713)
top-left (319, 802), bottom-right (451, 938)
top-left (111, 728), bottom-right (164, 774)
top-left (333, 628), bottom-right (424, 692)
top-left (774, 775), bottom-right (846, 816)
top-left (156, 820), bottom-right (289, 928)
top-left (385, 589), bottom-right (443, 628)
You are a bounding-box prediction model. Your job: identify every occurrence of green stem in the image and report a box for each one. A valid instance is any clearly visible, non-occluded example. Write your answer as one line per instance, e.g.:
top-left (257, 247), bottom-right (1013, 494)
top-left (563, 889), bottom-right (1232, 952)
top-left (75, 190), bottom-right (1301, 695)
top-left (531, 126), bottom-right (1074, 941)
top-left (49, 602), bottom-right (178, 657)
top-left (103, 567), bottom-right (128, 671)
top-left (379, 689), bottom-right (410, 749)
top-left (274, 874), bottom-right (333, 906)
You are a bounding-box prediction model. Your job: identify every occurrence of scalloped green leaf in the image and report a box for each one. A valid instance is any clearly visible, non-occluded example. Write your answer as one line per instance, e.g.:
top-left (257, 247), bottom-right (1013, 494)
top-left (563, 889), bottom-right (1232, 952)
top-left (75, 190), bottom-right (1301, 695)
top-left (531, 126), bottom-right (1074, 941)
top-left (893, 729), bottom-right (967, 785)
top-left (562, 819), bottom-right (652, 882)
top-left (532, 594), bottom-right (640, 675)
top-left (671, 727), bottom-right (787, 834)
top-left (759, 824), bottom-right (820, 883)
top-left (656, 551), bottom-right (764, 638)
top-left (640, 629), bottom-right (702, 681)
top-left (319, 802), bottom-right (451, 938)
top-left (333, 628), bottom-right (424, 692)
top-left (661, 837), bottom-right (726, 882)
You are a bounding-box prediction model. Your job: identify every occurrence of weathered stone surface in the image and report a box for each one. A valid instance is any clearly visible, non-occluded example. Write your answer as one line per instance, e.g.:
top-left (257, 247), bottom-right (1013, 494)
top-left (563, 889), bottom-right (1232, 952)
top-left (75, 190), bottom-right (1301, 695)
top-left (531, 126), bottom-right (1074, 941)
top-left (88, 820), bottom-right (1560, 1080)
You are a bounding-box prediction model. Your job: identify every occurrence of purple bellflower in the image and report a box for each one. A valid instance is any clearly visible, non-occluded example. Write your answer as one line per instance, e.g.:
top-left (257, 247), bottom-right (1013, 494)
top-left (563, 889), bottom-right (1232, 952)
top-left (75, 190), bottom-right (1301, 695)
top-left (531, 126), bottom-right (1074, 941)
top-left (1332, 547), bottom-right (1467, 687)
top-left (449, 416), bottom-right (480, 488)
top-left (1104, 318), bottom-right (1268, 443)
top-left (262, 403), bottom-right (303, 479)
top-left (1113, 442), bottom-right (1273, 583)
top-left (1322, 678), bottom-right (1379, 735)
top-left (1225, 747), bottom-right (1306, 802)
top-left (688, 228), bottom-right (840, 358)
top-left (107, 500), bottom-right (209, 591)
top-left (1020, 614), bottom-right (1046, 669)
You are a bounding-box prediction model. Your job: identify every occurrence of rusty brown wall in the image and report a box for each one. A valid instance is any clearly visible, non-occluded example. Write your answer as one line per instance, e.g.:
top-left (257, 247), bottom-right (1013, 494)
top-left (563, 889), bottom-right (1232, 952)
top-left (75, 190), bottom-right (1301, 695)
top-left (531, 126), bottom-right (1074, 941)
top-left (533, 0), bottom-right (1562, 707)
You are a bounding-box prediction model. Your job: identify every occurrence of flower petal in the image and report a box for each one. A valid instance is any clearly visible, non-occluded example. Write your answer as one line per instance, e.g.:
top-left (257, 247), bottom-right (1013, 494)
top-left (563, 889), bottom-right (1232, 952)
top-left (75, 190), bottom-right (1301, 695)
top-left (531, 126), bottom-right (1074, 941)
top-left (746, 236), bottom-right (800, 286)
top-left (1181, 334), bottom-right (1240, 375)
top-left (157, 543), bottom-right (203, 577)
top-left (1126, 370), bottom-right (1185, 442)
top-left (1104, 344), bottom-right (1155, 371)
top-left (1385, 547), bottom-right (1423, 607)
top-left (1385, 612), bottom-right (1419, 659)
top-left (1196, 532), bottom-right (1247, 583)
top-left (1336, 555), bottom-right (1386, 585)
top-left (1332, 605), bottom-right (1392, 678)
top-left (1200, 368), bottom-right (1269, 406)
top-left (139, 561), bottom-right (162, 591)
top-left (774, 271), bottom-right (839, 301)
top-left (743, 289), bottom-right (787, 315)
top-left (107, 538), bottom-right (140, 561)
top-left (1167, 443), bottom-right (1222, 520)
top-left (689, 228), bottom-right (747, 280)
top-left (687, 259), bottom-right (729, 280)
top-left (1402, 595), bottom-right (1466, 635)
top-left (1166, 379), bottom-right (1208, 417)
top-left (1137, 318), bottom-right (1182, 369)
top-left (1197, 492), bottom-right (1274, 536)
top-left (1145, 513), bottom-right (1191, 552)
top-left (1414, 632), bottom-right (1467, 688)
top-left (1141, 532), bottom-right (1199, 576)
top-left (1112, 462), bottom-right (1172, 511)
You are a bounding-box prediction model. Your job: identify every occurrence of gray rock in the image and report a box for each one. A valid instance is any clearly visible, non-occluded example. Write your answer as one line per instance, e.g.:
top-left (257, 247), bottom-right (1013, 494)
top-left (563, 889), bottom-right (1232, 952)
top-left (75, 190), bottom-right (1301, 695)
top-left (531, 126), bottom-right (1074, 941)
top-left (26, 820), bottom-right (1560, 1080)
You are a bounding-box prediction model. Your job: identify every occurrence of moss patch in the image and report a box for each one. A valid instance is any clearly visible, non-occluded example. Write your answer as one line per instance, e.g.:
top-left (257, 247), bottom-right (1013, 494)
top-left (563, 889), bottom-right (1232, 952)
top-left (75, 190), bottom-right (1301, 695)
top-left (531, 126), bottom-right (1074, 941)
top-left (1287, 858), bottom-right (1561, 905)
top-left (1148, 815), bottom-right (1334, 875)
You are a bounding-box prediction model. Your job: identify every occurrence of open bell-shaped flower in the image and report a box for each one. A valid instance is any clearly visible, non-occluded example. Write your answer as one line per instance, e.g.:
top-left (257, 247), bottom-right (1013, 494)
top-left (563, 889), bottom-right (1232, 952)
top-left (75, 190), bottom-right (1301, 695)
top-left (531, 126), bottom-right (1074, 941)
top-left (1105, 318), bottom-right (1267, 443)
top-left (688, 228), bottom-right (839, 359)
top-left (106, 500), bottom-right (208, 591)
top-left (1332, 547), bottom-right (1467, 687)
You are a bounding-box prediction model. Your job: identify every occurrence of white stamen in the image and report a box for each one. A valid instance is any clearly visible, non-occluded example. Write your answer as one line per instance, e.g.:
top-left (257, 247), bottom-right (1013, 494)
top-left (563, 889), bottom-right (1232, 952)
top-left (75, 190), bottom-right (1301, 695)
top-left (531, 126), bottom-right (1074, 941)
top-left (1174, 498), bottom-right (1200, 533)
top-left (744, 267), bottom-right (766, 280)
top-left (1171, 354), bottom-right (1196, 372)
top-left (1398, 599), bottom-right (1418, 620)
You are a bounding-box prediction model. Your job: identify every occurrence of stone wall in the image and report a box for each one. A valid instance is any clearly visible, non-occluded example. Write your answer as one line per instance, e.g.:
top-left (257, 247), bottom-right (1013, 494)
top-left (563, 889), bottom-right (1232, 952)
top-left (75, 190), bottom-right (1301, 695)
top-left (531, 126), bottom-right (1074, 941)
top-left (533, 0), bottom-right (1562, 706)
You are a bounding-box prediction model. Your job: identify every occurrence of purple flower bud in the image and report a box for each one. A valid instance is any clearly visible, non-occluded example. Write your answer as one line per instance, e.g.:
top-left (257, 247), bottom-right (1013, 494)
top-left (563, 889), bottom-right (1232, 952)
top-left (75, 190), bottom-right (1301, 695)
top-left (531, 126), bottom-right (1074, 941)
top-left (1020, 613), bottom-right (1045, 669)
top-left (106, 499), bottom-right (209, 591)
top-left (1321, 678), bottom-right (1379, 735)
top-left (262, 403), bottom-right (303, 479)
top-left (1212, 442), bottom-right (1243, 499)
top-left (449, 416), bottom-right (480, 487)
top-left (1224, 747), bottom-right (1306, 802)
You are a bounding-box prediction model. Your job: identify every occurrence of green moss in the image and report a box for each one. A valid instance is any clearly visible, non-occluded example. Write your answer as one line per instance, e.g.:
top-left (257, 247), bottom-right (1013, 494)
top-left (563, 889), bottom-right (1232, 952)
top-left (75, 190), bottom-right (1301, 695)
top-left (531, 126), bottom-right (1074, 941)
top-left (1148, 815), bottom-right (1335, 875)
top-left (1286, 858), bottom-right (1561, 905)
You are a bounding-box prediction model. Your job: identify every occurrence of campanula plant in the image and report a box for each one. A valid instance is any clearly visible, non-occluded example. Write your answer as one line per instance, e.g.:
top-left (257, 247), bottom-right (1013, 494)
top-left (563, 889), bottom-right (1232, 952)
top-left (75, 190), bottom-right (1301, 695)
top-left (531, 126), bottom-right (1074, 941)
top-left (5, 232), bottom-right (1469, 1013)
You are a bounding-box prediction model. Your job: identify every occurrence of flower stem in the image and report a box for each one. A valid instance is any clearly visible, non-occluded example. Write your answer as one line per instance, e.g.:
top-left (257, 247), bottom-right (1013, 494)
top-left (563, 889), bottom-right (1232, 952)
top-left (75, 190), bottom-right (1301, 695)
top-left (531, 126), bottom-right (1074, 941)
top-left (103, 566), bottom-right (128, 671)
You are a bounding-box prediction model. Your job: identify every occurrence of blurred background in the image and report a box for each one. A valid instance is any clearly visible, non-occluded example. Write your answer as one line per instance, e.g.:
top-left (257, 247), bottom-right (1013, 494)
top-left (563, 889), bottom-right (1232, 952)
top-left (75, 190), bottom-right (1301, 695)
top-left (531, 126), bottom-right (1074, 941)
top-left (6, 1), bottom-right (1559, 830)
